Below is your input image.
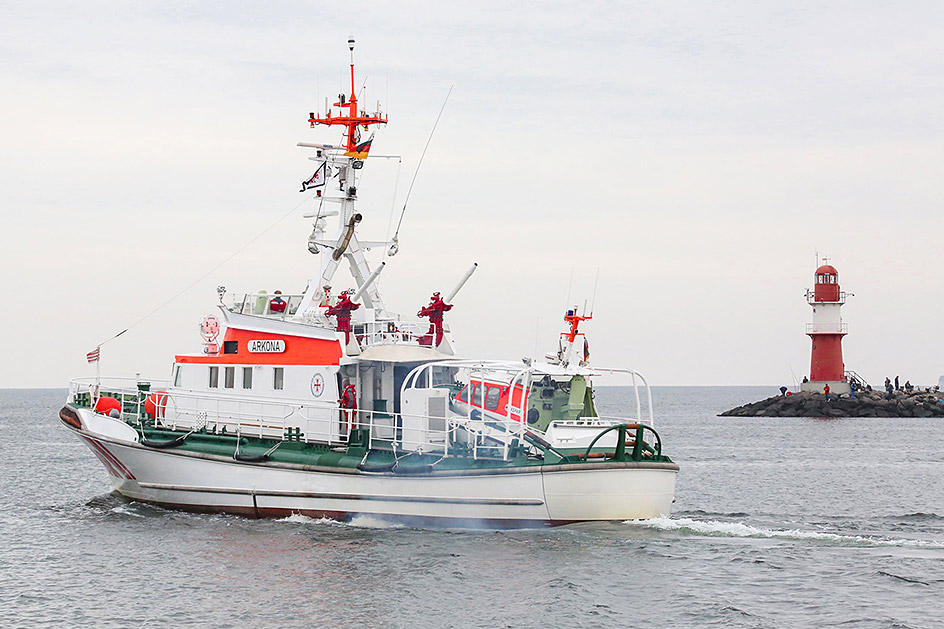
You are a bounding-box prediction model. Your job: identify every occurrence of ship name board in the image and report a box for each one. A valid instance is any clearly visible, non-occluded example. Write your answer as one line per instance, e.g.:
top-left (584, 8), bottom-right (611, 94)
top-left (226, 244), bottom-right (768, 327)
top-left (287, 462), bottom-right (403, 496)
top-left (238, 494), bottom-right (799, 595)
top-left (248, 339), bottom-right (286, 353)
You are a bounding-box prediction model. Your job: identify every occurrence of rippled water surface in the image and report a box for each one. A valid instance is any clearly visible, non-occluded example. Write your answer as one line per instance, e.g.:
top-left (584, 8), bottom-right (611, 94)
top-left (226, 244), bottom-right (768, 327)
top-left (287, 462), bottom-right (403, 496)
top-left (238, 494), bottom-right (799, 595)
top-left (2, 387), bottom-right (942, 628)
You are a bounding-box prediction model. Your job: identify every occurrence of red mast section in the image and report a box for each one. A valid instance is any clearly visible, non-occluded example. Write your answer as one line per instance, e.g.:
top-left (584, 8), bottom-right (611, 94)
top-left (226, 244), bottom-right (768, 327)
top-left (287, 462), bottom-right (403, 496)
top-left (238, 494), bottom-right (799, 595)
top-left (563, 309), bottom-right (592, 343)
top-left (307, 38), bottom-right (387, 155)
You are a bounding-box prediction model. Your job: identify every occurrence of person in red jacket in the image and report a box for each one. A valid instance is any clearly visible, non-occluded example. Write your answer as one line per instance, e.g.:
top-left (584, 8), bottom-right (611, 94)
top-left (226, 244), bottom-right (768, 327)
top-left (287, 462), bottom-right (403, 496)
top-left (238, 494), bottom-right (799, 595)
top-left (417, 292), bottom-right (453, 347)
top-left (269, 290), bottom-right (287, 313)
top-left (325, 291), bottom-right (360, 345)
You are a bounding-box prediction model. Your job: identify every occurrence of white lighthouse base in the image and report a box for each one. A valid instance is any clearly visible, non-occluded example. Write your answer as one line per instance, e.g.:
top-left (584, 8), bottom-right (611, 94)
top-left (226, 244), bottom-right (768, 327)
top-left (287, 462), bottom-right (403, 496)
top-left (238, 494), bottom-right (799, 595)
top-left (801, 380), bottom-right (850, 395)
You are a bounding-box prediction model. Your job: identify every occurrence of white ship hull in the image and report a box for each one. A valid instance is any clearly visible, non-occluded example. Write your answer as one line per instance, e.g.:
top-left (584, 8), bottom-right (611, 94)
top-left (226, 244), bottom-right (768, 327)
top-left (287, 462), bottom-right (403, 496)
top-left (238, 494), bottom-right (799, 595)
top-left (64, 411), bottom-right (677, 528)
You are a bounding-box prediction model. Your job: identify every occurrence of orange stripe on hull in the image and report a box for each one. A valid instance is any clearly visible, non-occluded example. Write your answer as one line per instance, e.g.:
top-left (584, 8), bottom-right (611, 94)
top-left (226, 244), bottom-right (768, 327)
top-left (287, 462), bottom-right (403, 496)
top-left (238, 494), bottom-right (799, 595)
top-left (177, 328), bottom-right (342, 366)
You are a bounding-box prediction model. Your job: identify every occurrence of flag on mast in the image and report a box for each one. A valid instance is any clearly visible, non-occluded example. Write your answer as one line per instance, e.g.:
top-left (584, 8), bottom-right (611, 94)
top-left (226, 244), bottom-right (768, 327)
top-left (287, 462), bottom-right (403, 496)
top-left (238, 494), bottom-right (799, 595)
top-left (300, 161), bottom-right (328, 192)
top-left (86, 347), bottom-right (101, 363)
top-left (345, 135), bottom-right (373, 159)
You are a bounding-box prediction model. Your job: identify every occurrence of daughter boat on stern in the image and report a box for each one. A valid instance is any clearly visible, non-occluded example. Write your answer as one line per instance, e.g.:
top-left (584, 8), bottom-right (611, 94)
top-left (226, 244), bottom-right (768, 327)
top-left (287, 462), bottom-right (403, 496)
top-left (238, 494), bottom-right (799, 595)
top-left (59, 41), bottom-right (678, 527)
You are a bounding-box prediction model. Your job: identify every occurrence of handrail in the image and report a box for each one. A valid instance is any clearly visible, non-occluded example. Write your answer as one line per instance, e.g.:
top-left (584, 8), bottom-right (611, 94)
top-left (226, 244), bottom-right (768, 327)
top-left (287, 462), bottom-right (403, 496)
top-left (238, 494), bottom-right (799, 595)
top-left (69, 378), bottom-right (515, 458)
top-left (581, 423), bottom-right (662, 462)
top-left (233, 292), bottom-right (306, 318)
top-left (589, 367), bottom-right (655, 426)
top-left (69, 375), bottom-right (658, 463)
top-left (844, 369), bottom-right (869, 387)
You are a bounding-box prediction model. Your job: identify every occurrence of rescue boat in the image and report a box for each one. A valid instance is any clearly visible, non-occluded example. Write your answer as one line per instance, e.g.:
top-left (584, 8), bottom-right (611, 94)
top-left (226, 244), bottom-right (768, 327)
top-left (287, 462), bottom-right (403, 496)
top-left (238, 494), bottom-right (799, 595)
top-left (59, 40), bottom-right (678, 528)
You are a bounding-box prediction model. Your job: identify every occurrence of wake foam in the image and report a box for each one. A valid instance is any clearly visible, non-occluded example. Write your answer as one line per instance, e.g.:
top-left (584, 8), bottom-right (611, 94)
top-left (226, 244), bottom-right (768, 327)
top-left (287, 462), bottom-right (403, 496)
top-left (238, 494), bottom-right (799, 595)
top-left (109, 505), bottom-right (145, 518)
top-left (630, 517), bottom-right (944, 549)
top-left (275, 513), bottom-right (405, 529)
top-left (276, 513), bottom-right (340, 526)
top-left (346, 514), bottom-right (406, 529)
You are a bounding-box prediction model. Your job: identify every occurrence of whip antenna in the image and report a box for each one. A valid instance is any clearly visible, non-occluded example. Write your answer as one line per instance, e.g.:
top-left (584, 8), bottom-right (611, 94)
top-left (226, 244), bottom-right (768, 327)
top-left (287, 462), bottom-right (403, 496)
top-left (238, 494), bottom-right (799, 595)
top-left (389, 84), bottom-right (453, 254)
top-left (565, 267), bottom-right (574, 311)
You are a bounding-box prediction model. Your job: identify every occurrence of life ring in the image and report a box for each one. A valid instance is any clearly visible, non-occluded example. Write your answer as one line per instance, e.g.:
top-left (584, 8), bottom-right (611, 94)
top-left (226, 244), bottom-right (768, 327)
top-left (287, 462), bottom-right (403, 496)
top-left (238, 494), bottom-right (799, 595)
top-left (144, 391), bottom-right (168, 419)
top-left (339, 384), bottom-right (357, 433)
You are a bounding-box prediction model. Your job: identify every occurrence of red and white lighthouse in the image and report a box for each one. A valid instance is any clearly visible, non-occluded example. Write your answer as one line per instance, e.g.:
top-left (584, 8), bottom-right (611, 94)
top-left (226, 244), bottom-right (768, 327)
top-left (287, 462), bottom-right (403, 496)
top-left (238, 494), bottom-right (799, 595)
top-left (801, 262), bottom-right (850, 394)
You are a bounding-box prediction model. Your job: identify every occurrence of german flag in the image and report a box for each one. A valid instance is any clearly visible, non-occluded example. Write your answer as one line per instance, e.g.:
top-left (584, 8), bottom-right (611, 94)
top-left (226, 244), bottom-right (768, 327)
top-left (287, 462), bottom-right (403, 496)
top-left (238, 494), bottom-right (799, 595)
top-left (345, 137), bottom-right (373, 158)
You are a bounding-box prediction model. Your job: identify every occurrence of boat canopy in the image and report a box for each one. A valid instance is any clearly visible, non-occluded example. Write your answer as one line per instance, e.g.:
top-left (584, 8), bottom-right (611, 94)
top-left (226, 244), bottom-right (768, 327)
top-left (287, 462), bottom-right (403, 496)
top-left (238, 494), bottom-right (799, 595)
top-left (352, 344), bottom-right (454, 364)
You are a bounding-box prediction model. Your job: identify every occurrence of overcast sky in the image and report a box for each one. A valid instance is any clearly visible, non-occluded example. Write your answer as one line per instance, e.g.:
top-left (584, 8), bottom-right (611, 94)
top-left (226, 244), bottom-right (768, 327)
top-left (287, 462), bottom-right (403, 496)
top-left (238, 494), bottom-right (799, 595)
top-left (3, 1), bottom-right (943, 389)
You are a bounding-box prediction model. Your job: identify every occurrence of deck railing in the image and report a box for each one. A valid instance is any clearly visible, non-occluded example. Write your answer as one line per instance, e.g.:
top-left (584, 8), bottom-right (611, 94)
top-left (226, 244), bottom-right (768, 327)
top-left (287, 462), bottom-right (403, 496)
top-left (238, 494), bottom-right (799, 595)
top-left (68, 378), bottom-right (522, 459)
top-left (227, 297), bottom-right (441, 353)
top-left (231, 293), bottom-right (306, 319)
top-left (69, 372), bottom-right (651, 463)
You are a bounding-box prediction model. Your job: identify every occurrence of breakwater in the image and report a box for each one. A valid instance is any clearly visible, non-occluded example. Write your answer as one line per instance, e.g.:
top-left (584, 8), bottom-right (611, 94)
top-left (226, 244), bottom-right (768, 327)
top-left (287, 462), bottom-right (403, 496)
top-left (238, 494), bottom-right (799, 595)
top-left (720, 389), bottom-right (944, 418)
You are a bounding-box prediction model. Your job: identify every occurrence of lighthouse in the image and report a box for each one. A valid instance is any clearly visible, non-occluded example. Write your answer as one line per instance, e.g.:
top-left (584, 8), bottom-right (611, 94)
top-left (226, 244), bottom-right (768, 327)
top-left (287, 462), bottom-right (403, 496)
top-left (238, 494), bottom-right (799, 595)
top-left (801, 261), bottom-right (850, 394)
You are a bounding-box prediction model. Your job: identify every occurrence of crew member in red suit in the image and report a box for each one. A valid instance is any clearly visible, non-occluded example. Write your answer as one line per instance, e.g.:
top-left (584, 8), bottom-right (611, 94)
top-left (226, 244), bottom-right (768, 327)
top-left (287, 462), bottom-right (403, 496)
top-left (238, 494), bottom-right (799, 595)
top-left (417, 292), bottom-right (453, 347)
top-left (325, 290), bottom-right (360, 345)
top-left (269, 290), bottom-right (287, 313)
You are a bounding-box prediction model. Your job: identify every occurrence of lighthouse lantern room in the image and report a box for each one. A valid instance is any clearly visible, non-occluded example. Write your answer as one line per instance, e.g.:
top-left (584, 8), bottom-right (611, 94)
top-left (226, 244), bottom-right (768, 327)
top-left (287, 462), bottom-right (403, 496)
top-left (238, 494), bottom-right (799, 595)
top-left (801, 262), bottom-right (850, 394)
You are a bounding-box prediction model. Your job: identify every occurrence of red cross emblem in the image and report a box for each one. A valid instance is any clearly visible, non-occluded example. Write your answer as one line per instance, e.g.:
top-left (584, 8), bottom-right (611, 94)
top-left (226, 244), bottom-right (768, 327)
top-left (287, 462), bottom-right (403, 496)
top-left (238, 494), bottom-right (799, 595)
top-left (311, 374), bottom-right (324, 397)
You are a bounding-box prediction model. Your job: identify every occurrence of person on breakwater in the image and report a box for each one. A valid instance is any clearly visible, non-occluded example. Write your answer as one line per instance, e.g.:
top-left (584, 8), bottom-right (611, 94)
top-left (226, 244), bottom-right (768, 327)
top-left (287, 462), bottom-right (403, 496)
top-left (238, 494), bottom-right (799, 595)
top-left (885, 380), bottom-right (895, 399)
top-left (780, 386), bottom-right (788, 396)
top-left (823, 383), bottom-right (831, 401)
top-left (895, 375), bottom-right (900, 391)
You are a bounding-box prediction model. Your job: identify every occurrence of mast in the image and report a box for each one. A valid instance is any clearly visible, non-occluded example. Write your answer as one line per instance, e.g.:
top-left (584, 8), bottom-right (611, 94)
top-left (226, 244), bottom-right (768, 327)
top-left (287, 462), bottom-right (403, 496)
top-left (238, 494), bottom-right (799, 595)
top-left (295, 38), bottom-right (390, 320)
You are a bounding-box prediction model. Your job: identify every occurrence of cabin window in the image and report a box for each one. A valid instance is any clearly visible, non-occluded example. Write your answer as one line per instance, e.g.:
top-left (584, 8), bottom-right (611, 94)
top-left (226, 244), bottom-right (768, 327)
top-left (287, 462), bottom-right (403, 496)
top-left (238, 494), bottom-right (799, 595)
top-left (242, 367), bottom-right (252, 389)
top-left (472, 383), bottom-right (483, 406)
top-left (274, 367), bottom-right (284, 390)
top-left (432, 366), bottom-right (457, 388)
top-left (209, 366), bottom-right (219, 388)
top-left (458, 383), bottom-right (482, 404)
top-left (485, 386), bottom-right (501, 411)
top-left (173, 366), bottom-right (183, 387)
top-left (224, 366), bottom-right (235, 389)
top-left (223, 341), bottom-right (238, 354)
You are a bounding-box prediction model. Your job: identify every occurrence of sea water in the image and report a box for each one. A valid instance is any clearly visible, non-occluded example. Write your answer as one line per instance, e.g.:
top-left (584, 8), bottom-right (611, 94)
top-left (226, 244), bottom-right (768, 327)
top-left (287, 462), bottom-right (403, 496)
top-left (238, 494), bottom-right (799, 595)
top-left (1, 387), bottom-right (941, 628)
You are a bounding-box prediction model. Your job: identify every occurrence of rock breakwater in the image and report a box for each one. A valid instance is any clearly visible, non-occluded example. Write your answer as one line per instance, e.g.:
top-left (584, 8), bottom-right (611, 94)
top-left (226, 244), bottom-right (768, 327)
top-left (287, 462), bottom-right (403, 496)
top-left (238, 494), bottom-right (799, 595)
top-left (720, 389), bottom-right (944, 418)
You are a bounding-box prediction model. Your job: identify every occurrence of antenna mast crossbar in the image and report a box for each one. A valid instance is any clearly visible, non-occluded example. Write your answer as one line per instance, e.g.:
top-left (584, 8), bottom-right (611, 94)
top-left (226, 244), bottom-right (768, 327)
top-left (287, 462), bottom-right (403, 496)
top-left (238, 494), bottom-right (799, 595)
top-left (307, 38), bottom-right (387, 154)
